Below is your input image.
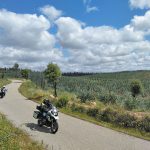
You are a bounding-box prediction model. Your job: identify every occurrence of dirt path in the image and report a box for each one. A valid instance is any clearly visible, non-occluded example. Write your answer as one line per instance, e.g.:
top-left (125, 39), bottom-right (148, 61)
top-left (0, 80), bottom-right (150, 150)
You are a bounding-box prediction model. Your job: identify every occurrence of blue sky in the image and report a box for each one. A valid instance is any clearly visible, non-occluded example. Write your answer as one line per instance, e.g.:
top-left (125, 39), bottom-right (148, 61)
top-left (0, 0), bottom-right (150, 72)
top-left (0, 0), bottom-right (146, 28)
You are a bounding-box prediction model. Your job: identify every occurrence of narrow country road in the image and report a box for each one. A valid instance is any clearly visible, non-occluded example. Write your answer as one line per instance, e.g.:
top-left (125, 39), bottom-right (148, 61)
top-left (0, 80), bottom-right (150, 150)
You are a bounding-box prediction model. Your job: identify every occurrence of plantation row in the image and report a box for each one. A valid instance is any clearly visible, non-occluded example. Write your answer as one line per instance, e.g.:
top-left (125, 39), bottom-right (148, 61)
top-left (25, 71), bottom-right (150, 111)
top-left (58, 76), bottom-right (150, 111)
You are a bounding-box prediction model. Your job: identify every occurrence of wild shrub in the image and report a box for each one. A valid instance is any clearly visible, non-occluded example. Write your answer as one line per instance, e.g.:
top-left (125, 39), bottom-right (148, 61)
top-left (130, 80), bottom-right (143, 97)
top-left (100, 107), bottom-right (117, 122)
top-left (115, 112), bottom-right (137, 128)
top-left (56, 96), bottom-right (68, 108)
top-left (70, 103), bottom-right (76, 111)
top-left (124, 99), bottom-right (137, 110)
top-left (138, 116), bottom-right (150, 132)
top-left (78, 92), bottom-right (94, 103)
top-left (70, 103), bottom-right (86, 113)
top-left (86, 108), bottom-right (99, 118)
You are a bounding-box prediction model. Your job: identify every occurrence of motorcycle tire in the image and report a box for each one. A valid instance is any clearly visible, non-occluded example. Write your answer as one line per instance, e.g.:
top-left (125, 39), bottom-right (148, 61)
top-left (37, 119), bottom-right (43, 127)
top-left (50, 121), bottom-right (58, 134)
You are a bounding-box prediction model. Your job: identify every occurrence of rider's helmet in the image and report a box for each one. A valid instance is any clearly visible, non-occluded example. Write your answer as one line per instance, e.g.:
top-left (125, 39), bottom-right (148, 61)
top-left (43, 99), bottom-right (49, 105)
top-left (43, 99), bottom-right (52, 108)
top-left (1, 86), bottom-right (5, 91)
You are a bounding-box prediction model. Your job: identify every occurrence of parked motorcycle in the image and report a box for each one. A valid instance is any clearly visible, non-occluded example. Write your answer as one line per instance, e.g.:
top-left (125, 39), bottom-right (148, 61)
top-left (33, 99), bottom-right (59, 134)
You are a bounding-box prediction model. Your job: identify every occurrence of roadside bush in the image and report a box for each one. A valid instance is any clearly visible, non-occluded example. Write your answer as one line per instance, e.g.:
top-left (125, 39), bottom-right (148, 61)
top-left (78, 92), bottom-right (94, 103)
top-left (70, 103), bottom-right (76, 111)
top-left (124, 99), bottom-right (137, 110)
top-left (70, 103), bottom-right (86, 113)
top-left (56, 96), bottom-right (69, 108)
top-left (86, 108), bottom-right (99, 118)
top-left (115, 112), bottom-right (137, 128)
top-left (138, 116), bottom-right (150, 132)
top-left (98, 107), bottom-right (138, 129)
top-left (100, 107), bottom-right (117, 122)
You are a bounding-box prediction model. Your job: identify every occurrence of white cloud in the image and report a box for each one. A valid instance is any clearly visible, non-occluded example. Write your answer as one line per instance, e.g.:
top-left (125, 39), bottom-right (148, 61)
top-left (56, 17), bottom-right (144, 47)
top-left (83, 0), bottom-right (99, 13)
top-left (55, 12), bottom-right (150, 72)
top-left (40, 5), bottom-right (62, 21)
top-left (86, 5), bottom-right (99, 13)
top-left (0, 9), bottom-right (56, 50)
top-left (1, 5), bottom-right (150, 72)
top-left (0, 9), bottom-right (63, 70)
top-left (130, 10), bottom-right (150, 34)
top-left (129, 0), bottom-right (150, 9)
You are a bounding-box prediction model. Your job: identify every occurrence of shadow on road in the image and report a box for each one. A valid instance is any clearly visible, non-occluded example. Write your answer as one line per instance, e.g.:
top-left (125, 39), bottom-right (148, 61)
top-left (25, 123), bottom-right (51, 134)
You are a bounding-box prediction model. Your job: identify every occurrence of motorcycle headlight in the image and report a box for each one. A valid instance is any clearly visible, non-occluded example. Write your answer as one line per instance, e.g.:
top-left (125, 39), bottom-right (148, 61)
top-left (52, 108), bottom-right (58, 116)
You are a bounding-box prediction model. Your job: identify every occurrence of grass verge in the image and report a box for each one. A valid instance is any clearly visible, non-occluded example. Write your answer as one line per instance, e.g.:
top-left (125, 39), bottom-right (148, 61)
top-left (0, 79), bottom-right (11, 87)
top-left (19, 80), bottom-right (150, 141)
top-left (0, 113), bottom-right (44, 150)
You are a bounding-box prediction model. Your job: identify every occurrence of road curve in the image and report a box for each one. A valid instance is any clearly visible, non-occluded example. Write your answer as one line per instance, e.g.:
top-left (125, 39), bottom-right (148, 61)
top-left (0, 80), bottom-right (150, 150)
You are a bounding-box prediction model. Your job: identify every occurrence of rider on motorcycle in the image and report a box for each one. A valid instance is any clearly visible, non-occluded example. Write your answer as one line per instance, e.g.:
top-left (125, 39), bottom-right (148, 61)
top-left (1, 86), bottom-right (7, 92)
top-left (41, 99), bottom-right (53, 111)
top-left (33, 99), bottom-right (59, 133)
top-left (0, 86), bottom-right (7, 98)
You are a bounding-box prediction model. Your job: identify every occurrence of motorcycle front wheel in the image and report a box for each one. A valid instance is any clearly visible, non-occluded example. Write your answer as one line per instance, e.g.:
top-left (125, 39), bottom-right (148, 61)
top-left (50, 121), bottom-right (58, 134)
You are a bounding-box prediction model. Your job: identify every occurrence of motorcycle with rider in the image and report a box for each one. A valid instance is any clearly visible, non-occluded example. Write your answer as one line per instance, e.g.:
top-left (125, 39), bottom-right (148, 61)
top-left (33, 99), bottom-right (59, 134)
top-left (0, 86), bottom-right (7, 98)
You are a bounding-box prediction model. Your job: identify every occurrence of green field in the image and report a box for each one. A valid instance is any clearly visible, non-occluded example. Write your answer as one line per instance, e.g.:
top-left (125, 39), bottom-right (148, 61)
top-left (58, 71), bottom-right (150, 112)
top-left (19, 70), bottom-right (150, 140)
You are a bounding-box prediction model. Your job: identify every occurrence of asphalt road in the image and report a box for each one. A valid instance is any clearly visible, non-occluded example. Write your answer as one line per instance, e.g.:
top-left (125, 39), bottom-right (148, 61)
top-left (0, 80), bottom-right (150, 150)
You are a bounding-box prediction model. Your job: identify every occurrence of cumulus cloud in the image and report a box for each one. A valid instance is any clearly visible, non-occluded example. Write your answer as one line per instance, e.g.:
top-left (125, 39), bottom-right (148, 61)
top-left (130, 10), bottom-right (150, 34)
top-left (55, 12), bottom-right (150, 72)
top-left (40, 5), bottom-right (62, 21)
top-left (1, 5), bottom-right (150, 72)
top-left (0, 9), bottom-right (63, 70)
top-left (129, 0), bottom-right (150, 9)
top-left (0, 9), bottom-right (55, 50)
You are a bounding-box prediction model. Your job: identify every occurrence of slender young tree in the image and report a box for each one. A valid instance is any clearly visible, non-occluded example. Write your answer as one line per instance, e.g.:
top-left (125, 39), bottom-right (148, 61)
top-left (13, 63), bottom-right (19, 78)
top-left (21, 69), bottom-right (30, 79)
top-left (44, 63), bottom-right (61, 97)
top-left (130, 80), bottom-right (143, 98)
top-left (13, 63), bottom-right (19, 70)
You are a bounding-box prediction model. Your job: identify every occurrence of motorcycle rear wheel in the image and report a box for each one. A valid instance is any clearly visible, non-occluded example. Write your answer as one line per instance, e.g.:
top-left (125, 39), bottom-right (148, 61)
top-left (37, 119), bottom-right (43, 127)
top-left (50, 121), bottom-right (58, 134)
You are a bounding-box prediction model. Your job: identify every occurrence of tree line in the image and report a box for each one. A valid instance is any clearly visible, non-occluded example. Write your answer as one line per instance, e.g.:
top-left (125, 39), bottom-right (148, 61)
top-left (0, 63), bottom-right (144, 101)
top-left (0, 63), bottom-right (61, 97)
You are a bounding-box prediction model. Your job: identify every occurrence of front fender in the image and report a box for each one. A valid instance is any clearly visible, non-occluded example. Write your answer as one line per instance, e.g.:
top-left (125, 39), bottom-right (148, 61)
top-left (51, 114), bottom-right (59, 120)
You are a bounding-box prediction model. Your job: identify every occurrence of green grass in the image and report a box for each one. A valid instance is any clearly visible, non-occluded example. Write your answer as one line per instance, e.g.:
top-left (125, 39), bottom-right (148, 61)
top-left (0, 113), bottom-right (44, 150)
top-left (0, 79), bottom-right (11, 87)
top-left (18, 80), bottom-right (52, 103)
top-left (19, 80), bottom-right (150, 141)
